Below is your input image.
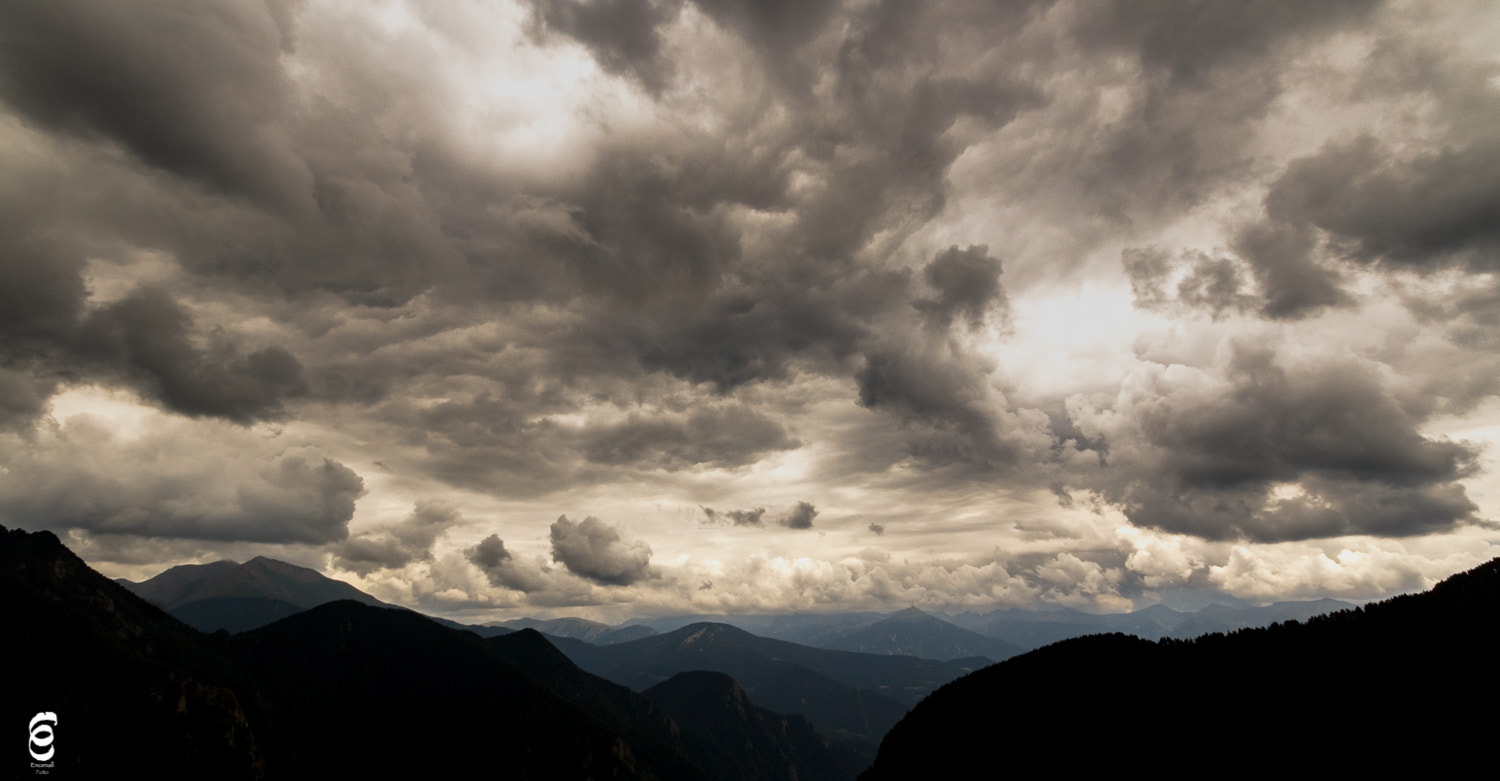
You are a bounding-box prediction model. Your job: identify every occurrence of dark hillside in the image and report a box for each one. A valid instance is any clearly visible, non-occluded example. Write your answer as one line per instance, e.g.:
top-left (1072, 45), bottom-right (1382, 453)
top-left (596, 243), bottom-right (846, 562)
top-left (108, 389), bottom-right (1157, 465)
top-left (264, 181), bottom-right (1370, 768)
top-left (225, 601), bottom-right (657, 779)
top-left (644, 671), bottom-right (869, 781)
top-left (864, 558), bottom-right (1500, 777)
top-left (2, 527), bottom-right (265, 779)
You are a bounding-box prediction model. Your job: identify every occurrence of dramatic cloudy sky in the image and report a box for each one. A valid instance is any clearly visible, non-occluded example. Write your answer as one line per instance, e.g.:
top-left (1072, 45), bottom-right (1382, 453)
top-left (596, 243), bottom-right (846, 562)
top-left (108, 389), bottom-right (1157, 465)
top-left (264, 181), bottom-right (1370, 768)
top-left (3, 0), bottom-right (1499, 622)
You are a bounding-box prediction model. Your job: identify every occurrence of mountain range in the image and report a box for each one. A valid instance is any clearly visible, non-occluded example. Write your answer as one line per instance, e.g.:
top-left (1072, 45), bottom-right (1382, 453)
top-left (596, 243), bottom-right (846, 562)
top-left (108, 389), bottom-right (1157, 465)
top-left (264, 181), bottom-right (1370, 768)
top-left (118, 554), bottom-right (1360, 663)
top-left (494, 615), bottom-right (658, 645)
top-left (546, 621), bottom-right (982, 761)
top-left (116, 552), bottom-right (985, 767)
top-left (5, 526), bottom-right (869, 779)
top-left (9, 524), bottom-right (1496, 777)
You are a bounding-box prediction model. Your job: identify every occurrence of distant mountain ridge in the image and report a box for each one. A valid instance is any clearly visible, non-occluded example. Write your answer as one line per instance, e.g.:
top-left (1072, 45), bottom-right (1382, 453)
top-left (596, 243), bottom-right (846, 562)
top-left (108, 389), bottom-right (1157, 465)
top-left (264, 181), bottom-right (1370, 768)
top-left (500, 615), bottom-right (659, 645)
top-left (121, 556), bottom-right (387, 609)
top-left (627, 598), bottom-right (1357, 655)
top-left (118, 556), bottom-right (391, 633)
top-left (119, 556), bottom-right (1356, 654)
top-left (549, 619), bottom-right (993, 764)
top-left (821, 607), bottom-right (1023, 662)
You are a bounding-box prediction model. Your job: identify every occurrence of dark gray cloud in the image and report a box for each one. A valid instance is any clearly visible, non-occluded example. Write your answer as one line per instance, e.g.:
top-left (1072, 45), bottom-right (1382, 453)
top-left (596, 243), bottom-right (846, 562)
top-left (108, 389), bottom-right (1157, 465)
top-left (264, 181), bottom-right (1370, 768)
top-left (914, 245), bottom-right (1007, 331)
top-left (0, 427), bottom-right (364, 544)
top-left (335, 500), bottom-right (458, 574)
top-left (622, 270), bottom-right (905, 392)
top-left (582, 405), bottom-right (799, 471)
top-left (1122, 247), bottom-right (1173, 310)
top-left (1232, 219), bottom-right (1351, 319)
top-left (465, 533), bottom-right (552, 592)
top-left (1123, 247), bottom-right (1256, 319)
top-left (527, 0), bottom-right (679, 94)
top-left (78, 288), bottom-right (307, 422)
top-left (1074, 0), bottom-right (1383, 83)
top-left (854, 333), bottom-right (1035, 470)
top-left (0, 227), bottom-right (86, 355)
top-left (0, 0), bottom-right (1494, 612)
top-left (467, 533), bottom-right (511, 570)
top-left (702, 506), bottom-right (766, 526)
top-left (1083, 344), bottom-right (1480, 542)
top-left (550, 515), bottom-right (656, 585)
top-left (691, 0), bottom-right (840, 71)
top-left (1176, 34), bottom-right (1500, 320)
top-left (868, 521), bottom-right (884, 536)
top-left (0, 369), bottom-right (55, 432)
top-left (0, 0), bottom-right (313, 214)
top-left (0, 226), bottom-right (306, 423)
top-left (1175, 254), bottom-right (1254, 318)
top-left (967, 0), bottom-right (1385, 254)
top-left (780, 501), bottom-right (817, 530)
top-left (1265, 135), bottom-right (1500, 271)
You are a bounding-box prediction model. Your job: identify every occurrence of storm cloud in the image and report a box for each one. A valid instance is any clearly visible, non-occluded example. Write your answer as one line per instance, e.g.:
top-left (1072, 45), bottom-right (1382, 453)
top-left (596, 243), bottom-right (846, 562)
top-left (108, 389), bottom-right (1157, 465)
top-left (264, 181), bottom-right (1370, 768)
top-left (0, 0), bottom-right (312, 214)
top-left (550, 515), bottom-right (657, 586)
top-left (1071, 343), bottom-right (1481, 542)
top-left (465, 533), bottom-right (556, 593)
top-left (0, 412), bottom-right (363, 544)
top-left (780, 502), bottom-right (818, 530)
top-left (336, 500), bottom-right (459, 574)
top-left (702, 506), bottom-right (767, 527)
top-left (1, 0), bottom-right (1496, 616)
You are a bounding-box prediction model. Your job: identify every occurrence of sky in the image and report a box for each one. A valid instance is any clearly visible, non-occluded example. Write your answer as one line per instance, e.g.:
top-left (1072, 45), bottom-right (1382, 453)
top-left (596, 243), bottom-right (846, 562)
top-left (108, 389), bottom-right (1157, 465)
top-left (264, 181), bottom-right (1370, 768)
top-left (2, 0), bottom-right (1499, 623)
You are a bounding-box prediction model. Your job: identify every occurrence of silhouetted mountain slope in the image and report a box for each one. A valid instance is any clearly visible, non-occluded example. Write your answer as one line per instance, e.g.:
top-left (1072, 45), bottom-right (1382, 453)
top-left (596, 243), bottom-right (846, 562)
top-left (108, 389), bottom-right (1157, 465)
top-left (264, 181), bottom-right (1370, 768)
top-left (224, 600), bottom-right (671, 779)
top-left (112, 559), bottom-right (241, 605)
top-left (1167, 597), bottom-right (1354, 638)
top-left (166, 596), bottom-right (306, 633)
top-left (429, 614), bottom-right (515, 636)
top-left (644, 672), bottom-right (869, 781)
top-left (597, 624), bottom-right (660, 644)
top-left (864, 558), bottom-right (1500, 777)
top-left (2, 526), bottom-right (266, 779)
top-left (7, 527), bottom-right (879, 780)
top-left (822, 607), bottom-right (1022, 662)
top-left (567, 622), bottom-right (972, 708)
top-left (485, 629), bottom-right (708, 781)
top-left (623, 612), bottom-right (887, 647)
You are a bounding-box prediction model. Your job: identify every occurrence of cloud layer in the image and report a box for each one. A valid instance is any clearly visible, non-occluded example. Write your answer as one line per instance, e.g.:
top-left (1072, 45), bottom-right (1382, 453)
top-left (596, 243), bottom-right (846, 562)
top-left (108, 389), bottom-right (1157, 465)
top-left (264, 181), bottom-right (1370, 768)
top-left (1, 0), bottom-right (1496, 617)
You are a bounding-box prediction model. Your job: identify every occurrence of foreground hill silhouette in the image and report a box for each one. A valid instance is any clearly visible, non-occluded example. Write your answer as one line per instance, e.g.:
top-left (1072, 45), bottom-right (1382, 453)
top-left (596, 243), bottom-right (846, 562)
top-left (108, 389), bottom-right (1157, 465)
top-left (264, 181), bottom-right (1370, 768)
top-left (4, 527), bottom-right (266, 778)
top-left (644, 671), bottom-right (869, 781)
top-left (2, 527), bottom-right (866, 779)
top-left (863, 557), bottom-right (1500, 778)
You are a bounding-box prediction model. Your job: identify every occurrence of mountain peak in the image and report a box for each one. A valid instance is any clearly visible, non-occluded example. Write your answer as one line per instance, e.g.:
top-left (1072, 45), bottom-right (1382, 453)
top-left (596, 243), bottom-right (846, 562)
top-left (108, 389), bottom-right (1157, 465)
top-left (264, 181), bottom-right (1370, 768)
top-left (888, 606), bottom-right (933, 622)
top-left (648, 669), bottom-right (744, 700)
top-left (668, 622), bottom-right (756, 650)
top-left (119, 555), bottom-right (388, 632)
